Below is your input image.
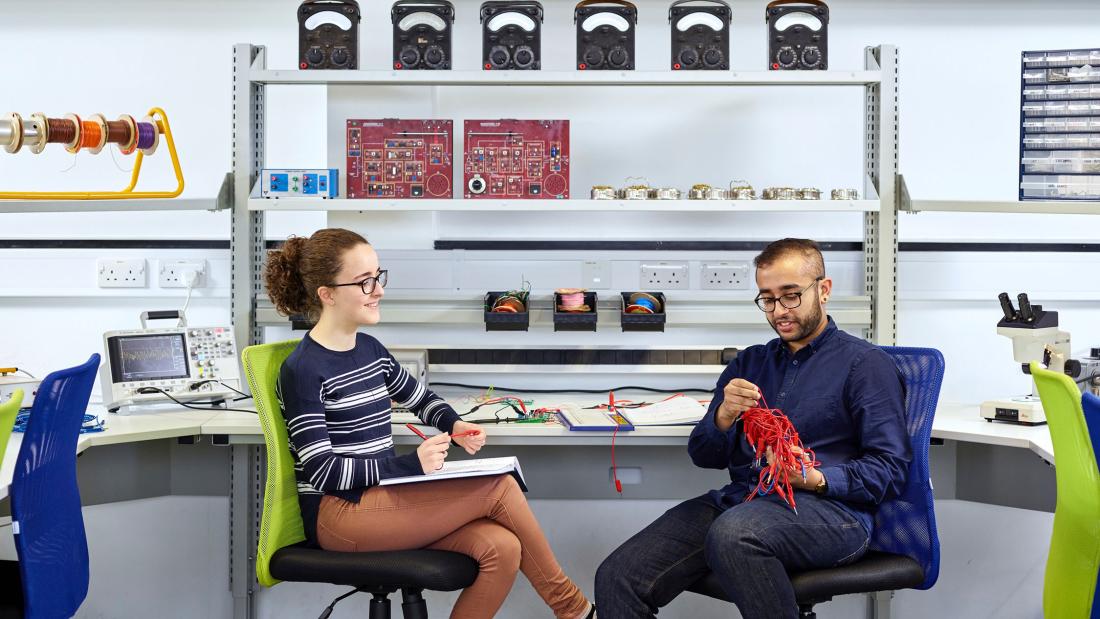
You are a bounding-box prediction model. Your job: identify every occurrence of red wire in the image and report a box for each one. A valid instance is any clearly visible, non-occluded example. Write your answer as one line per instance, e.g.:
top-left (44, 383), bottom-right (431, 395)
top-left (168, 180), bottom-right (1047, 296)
top-left (610, 390), bottom-right (622, 493)
top-left (740, 393), bottom-right (818, 512)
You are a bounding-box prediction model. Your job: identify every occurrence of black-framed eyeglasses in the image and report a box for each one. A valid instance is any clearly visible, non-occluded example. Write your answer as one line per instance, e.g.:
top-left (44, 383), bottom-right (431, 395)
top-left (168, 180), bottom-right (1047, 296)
top-left (330, 270), bottom-right (388, 295)
top-left (754, 276), bottom-right (823, 312)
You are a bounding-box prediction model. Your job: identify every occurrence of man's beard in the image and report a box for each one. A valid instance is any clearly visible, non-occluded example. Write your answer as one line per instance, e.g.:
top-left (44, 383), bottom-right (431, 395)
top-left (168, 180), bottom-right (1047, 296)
top-left (769, 301), bottom-right (823, 343)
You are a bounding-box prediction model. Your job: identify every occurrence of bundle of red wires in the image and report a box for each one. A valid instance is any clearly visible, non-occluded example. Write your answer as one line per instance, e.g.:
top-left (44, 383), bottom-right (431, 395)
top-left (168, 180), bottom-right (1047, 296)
top-left (740, 396), bottom-right (818, 513)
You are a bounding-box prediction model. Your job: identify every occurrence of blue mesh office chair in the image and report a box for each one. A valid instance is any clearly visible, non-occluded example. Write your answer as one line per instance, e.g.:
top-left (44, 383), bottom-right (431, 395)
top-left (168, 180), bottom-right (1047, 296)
top-left (689, 346), bottom-right (944, 618)
top-left (10, 354), bottom-right (100, 619)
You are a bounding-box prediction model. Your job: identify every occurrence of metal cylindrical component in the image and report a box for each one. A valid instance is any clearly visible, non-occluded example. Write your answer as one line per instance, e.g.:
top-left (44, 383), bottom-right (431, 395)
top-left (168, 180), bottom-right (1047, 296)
top-left (647, 187), bottom-right (681, 200)
top-left (831, 188), bottom-right (860, 200)
top-left (27, 113), bottom-right (49, 154)
top-left (591, 185), bottom-right (616, 200)
top-left (729, 181), bottom-right (756, 200)
top-left (705, 187), bottom-right (730, 200)
top-left (762, 187), bottom-right (797, 200)
top-left (619, 185), bottom-right (649, 200)
top-left (797, 187), bottom-right (822, 200)
top-left (688, 184), bottom-right (711, 200)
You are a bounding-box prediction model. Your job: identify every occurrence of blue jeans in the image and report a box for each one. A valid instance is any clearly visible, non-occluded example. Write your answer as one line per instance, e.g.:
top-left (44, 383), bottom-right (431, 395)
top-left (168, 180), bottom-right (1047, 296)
top-left (595, 493), bottom-right (870, 619)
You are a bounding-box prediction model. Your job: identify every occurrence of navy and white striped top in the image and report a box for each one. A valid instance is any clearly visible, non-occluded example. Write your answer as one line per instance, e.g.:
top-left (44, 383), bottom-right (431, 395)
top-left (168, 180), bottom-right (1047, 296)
top-left (277, 332), bottom-right (461, 544)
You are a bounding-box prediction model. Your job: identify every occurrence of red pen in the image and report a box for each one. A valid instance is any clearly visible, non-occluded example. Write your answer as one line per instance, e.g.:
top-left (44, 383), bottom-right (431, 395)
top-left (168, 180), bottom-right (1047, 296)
top-left (405, 423), bottom-right (481, 440)
top-left (405, 423), bottom-right (430, 440)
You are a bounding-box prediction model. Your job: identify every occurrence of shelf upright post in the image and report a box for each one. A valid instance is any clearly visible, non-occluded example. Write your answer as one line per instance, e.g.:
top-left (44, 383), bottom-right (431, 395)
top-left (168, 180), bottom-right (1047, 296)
top-left (863, 45), bottom-right (899, 345)
top-left (230, 42), bottom-right (267, 619)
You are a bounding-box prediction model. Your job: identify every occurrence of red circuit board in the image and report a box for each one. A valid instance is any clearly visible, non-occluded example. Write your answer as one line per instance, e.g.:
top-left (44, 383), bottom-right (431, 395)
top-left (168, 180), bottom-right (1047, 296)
top-left (463, 120), bottom-right (569, 199)
top-left (346, 119), bottom-right (453, 199)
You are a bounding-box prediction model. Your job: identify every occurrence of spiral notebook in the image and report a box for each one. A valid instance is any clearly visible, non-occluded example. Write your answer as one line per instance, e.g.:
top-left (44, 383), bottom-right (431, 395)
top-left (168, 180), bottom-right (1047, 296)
top-left (618, 395), bottom-right (708, 426)
top-left (379, 456), bottom-right (528, 491)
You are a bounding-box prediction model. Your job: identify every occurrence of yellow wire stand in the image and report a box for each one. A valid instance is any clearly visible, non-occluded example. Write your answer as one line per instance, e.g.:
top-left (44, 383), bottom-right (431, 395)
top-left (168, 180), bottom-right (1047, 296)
top-left (0, 107), bottom-right (184, 200)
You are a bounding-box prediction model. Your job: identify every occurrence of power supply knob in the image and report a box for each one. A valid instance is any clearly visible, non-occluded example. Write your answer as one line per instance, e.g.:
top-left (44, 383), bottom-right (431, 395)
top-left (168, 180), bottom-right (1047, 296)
top-left (513, 46), bottom-right (535, 69)
top-left (331, 47), bottom-right (350, 66)
top-left (678, 48), bottom-right (699, 68)
top-left (801, 46), bottom-right (823, 68)
top-left (423, 45), bottom-right (446, 69)
top-left (305, 46), bottom-right (325, 66)
top-left (607, 46), bottom-right (629, 68)
top-left (582, 46), bottom-right (605, 68)
top-left (776, 46), bottom-right (797, 69)
top-left (702, 47), bottom-right (724, 68)
top-left (399, 46), bottom-right (421, 68)
top-left (488, 45), bottom-right (511, 69)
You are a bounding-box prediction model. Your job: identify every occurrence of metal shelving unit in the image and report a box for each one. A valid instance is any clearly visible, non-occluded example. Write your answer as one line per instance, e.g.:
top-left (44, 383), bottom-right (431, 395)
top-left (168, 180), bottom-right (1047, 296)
top-left (248, 197), bottom-right (880, 212)
top-left (228, 43), bottom-right (900, 619)
top-left (0, 173), bottom-right (232, 213)
top-left (898, 174), bottom-right (1100, 215)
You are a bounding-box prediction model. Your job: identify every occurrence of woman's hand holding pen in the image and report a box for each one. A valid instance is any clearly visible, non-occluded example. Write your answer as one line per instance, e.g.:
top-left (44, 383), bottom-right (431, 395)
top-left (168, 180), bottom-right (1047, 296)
top-left (451, 420), bottom-right (487, 455)
top-left (415, 432), bottom-right (451, 473)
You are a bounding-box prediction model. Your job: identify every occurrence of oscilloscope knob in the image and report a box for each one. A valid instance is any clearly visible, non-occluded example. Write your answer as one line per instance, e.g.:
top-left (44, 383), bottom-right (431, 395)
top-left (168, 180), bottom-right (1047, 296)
top-left (677, 48), bottom-right (699, 68)
top-left (423, 45), bottom-right (446, 69)
top-left (513, 46), bottom-right (536, 69)
top-left (399, 46), bottom-right (421, 68)
top-left (801, 46), bottom-right (823, 69)
top-left (305, 46), bottom-right (325, 66)
top-left (607, 47), bottom-right (629, 69)
top-left (702, 47), bottom-right (724, 68)
top-left (775, 46), bottom-right (797, 69)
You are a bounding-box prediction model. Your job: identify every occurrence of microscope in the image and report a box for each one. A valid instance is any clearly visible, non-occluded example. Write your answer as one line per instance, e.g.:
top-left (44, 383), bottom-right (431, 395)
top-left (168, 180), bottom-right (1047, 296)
top-left (980, 292), bottom-right (1100, 425)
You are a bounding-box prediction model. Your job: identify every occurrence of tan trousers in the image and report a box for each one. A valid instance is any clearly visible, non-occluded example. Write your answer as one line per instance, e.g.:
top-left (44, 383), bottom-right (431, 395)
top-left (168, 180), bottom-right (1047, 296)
top-left (317, 474), bottom-right (589, 619)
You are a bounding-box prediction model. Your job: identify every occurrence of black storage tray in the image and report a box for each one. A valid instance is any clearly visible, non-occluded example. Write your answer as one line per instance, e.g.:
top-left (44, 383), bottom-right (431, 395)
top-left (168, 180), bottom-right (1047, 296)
top-left (484, 292), bottom-right (530, 331)
top-left (620, 291), bottom-right (666, 332)
top-left (553, 291), bottom-right (597, 332)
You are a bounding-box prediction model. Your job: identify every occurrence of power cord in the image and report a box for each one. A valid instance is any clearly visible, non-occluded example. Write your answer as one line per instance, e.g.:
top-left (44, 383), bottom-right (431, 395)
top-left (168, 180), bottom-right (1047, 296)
top-left (135, 386), bottom-right (255, 414)
top-left (188, 379), bottom-right (252, 401)
top-left (431, 382), bottom-right (712, 394)
top-left (318, 588), bottom-right (359, 619)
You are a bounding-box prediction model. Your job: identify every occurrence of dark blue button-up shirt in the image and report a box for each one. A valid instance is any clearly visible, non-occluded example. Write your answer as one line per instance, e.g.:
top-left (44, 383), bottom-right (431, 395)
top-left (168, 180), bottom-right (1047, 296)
top-left (688, 317), bottom-right (911, 533)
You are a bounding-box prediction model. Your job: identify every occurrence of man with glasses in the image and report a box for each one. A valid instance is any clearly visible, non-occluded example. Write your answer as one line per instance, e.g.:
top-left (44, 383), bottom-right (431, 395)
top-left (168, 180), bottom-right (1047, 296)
top-left (595, 238), bottom-right (911, 619)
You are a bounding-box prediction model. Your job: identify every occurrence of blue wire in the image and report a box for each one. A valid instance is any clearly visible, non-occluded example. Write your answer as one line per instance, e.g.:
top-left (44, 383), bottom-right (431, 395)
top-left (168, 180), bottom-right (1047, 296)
top-left (12, 408), bottom-right (106, 435)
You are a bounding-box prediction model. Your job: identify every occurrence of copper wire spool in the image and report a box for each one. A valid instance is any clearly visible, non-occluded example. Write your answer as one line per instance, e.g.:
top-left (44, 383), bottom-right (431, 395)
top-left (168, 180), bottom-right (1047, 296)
top-left (82, 114), bottom-right (109, 154)
top-left (115, 114), bottom-right (139, 155)
top-left (62, 114), bottom-right (84, 153)
top-left (105, 116), bottom-right (139, 154)
top-left (491, 296), bottom-right (526, 313)
top-left (45, 116), bottom-right (78, 150)
top-left (27, 113), bottom-right (49, 154)
top-left (3, 112), bottom-right (24, 154)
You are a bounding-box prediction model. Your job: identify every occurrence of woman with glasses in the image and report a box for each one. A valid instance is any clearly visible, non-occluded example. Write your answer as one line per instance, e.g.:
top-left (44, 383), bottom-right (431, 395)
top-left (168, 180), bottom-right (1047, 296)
top-left (264, 228), bottom-right (594, 619)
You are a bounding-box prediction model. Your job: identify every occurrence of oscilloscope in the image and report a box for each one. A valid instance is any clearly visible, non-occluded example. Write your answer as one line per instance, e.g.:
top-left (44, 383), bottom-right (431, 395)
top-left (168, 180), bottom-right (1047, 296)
top-left (100, 311), bottom-right (242, 414)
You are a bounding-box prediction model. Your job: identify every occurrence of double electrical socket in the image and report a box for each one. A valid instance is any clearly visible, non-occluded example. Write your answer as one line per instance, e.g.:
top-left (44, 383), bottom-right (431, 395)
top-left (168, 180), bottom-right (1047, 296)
top-left (640, 262), bottom-right (690, 289)
top-left (97, 258), bottom-right (207, 288)
top-left (701, 262), bottom-right (750, 290)
top-left (97, 259), bottom-right (147, 288)
top-left (159, 259), bottom-right (207, 288)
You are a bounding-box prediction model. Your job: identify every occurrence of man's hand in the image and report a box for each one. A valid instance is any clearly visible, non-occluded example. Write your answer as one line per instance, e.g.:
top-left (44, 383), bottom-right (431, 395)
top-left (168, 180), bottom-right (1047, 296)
top-left (416, 432), bottom-right (451, 474)
top-left (451, 420), bottom-right (486, 455)
top-left (787, 446), bottom-right (824, 491)
top-left (715, 378), bottom-right (762, 431)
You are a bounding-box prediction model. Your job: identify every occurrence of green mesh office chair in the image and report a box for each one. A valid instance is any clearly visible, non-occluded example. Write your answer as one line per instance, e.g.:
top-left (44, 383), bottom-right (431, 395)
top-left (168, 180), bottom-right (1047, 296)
top-left (0, 389), bottom-right (23, 465)
top-left (242, 341), bottom-right (477, 619)
top-left (0, 389), bottom-right (25, 617)
top-left (1031, 362), bottom-right (1100, 619)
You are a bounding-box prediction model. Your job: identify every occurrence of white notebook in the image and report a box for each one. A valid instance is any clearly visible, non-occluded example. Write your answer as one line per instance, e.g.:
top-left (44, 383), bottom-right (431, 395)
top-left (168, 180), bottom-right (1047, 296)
top-left (620, 395), bottom-right (708, 426)
top-left (379, 456), bottom-right (528, 491)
